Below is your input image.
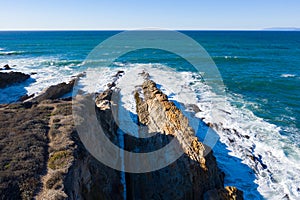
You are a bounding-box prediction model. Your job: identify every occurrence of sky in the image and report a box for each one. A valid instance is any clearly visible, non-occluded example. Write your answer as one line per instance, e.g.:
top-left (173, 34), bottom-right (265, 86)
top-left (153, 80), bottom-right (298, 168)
top-left (0, 0), bottom-right (300, 30)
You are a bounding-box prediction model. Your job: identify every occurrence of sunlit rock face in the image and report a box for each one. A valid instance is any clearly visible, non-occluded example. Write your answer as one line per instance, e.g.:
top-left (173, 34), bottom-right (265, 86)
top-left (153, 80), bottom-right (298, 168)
top-left (124, 78), bottom-right (243, 200)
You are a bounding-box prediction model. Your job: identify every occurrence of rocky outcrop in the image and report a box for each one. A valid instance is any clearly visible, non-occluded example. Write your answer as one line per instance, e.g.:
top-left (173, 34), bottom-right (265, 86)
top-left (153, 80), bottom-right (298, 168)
top-left (36, 100), bottom-right (123, 200)
top-left (1, 64), bottom-right (12, 70)
top-left (30, 73), bottom-right (86, 102)
top-left (0, 98), bottom-right (124, 200)
top-left (0, 71), bottom-right (30, 88)
top-left (0, 72), bottom-right (244, 200)
top-left (18, 94), bottom-right (35, 102)
top-left (32, 79), bottom-right (75, 102)
top-left (122, 79), bottom-right (243, 200)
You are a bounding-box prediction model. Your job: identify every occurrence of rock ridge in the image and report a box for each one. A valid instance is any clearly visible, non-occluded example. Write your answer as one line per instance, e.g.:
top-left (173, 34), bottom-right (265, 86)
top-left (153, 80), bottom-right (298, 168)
top-left (122, 77), bottom-right (243, 200)
top-left (0, 71), bottom-right (244, 200)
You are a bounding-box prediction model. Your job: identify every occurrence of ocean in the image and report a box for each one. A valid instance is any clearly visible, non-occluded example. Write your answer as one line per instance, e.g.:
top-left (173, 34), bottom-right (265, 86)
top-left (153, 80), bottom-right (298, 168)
top-left (0, 31), bottom-right (299, 199)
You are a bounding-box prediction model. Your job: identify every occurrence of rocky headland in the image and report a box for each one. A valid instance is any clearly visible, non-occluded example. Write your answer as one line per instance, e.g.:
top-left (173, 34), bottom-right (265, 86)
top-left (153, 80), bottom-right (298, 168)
top-left (0, 71), bottom-right (243, 199)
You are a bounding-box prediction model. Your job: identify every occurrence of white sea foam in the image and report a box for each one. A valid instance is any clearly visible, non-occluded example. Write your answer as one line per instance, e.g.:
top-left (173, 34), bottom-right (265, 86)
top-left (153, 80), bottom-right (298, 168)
top-left (281, 74), bottom-right (296, 78)
top-left (0, 50), bottom-right (25, 55)
top-left (1, 59), bottom-right (299, 199)
top-left (0, 57), bottom-right (82, 103)
top-left (78, 63), bottom-right (300, 200)
top-left (177, 70), bottom-right (300, 200)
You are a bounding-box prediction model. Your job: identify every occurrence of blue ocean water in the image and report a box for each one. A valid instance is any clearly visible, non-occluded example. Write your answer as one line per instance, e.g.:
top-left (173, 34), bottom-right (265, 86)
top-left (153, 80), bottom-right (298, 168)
top-left (0, 31), bottom-right (299, 199)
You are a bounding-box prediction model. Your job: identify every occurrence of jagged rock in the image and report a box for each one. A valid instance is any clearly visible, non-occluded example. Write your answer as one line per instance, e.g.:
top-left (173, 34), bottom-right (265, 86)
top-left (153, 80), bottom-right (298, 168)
top-left (32, 79), bottom-right (75, 102)
top-left (0, 71), bottom-right (30, 88)
top-left (124, 79), bottom-right (243, 200)
top-left (138, 71), bottom-right (150, 79)
top-left (18, 93), bottom-right (35, 102)
top-left (0, 72), bottom-right (244, 200)
top-left (204, 186), bottom-right (244, 200)
top-left (2, 64), bottom-right (12, 70)
top-left (71, 72), bottom-right (86, 79)
top-left (113, 70), bottom-right (125, 77)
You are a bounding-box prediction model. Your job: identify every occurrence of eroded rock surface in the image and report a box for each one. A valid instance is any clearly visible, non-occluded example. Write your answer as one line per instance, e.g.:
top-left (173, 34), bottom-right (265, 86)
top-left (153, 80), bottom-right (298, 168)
top-left (123, 79), bottom-right (243, 200)
top-left (32, 79), bottom-right (75, 102)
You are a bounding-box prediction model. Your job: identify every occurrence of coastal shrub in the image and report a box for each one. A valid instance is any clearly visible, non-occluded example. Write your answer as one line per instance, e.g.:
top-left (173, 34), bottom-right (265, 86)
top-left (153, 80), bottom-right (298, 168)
top-left (53, 103), bottom-right (72, 116)
top-left (0, 104), bottom-right (51, 199)
top-left (45, 171), bottom-right (64, 189)
top-left (48, 150), bottom-right (72, 170)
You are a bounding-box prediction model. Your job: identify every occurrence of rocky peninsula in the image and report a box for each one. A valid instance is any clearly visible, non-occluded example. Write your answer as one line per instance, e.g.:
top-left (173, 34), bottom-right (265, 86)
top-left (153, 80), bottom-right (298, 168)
top-left (0, 71), bottom-right (243, 199)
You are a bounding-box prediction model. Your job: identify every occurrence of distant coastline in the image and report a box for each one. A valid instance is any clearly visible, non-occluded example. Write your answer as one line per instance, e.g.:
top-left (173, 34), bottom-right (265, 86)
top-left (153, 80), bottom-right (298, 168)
top-left (263, 27), bottom-right (300, 31)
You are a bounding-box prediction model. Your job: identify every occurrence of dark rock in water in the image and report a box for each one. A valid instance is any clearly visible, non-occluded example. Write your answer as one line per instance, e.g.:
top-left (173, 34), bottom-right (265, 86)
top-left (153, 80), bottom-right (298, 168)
top-left (207, 122), bottom-right (214, 128)
top-left (2, 64), bottom-right (12, 70)
top-left (115, 70), bottom-right (125, 77)
top-left (0, 72), bottom-right (30, 88)
top-left (18, 93), bottom-right (35, 102)
top-left (107, 82), bottom-right (116, 89)
top-left (244, 135), bottom-right (250, 139)
top-left (112, 70), bottom-right (125, 78)
top-left (30, 72), bottom-right (37, 75)
top-left (138, 71), bottom-right (150, 79)
top-left (71, 71), bottom-right (86, 79)
top-left (187, 103), bottom-right (202, 113)
top-left (32, 79), bottom-right (75, 102)
top-left (282, 194), bottom-right (290, 200)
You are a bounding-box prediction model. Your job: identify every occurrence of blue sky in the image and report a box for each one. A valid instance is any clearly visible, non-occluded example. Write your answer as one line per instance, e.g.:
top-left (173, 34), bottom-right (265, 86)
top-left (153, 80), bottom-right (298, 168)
top-left (1, 0), bottom-right (299, 30)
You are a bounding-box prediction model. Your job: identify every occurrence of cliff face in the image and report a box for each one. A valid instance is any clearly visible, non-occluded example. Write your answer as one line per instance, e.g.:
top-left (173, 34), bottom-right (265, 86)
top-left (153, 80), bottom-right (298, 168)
top-left (35, 100), bottom-right (123, 200)
top-left (123, 79), bottom-right (243, 200)
top-left (0, 99), bottom-right (123, 200)
top-left (0, 72), bottom-right (243, 200)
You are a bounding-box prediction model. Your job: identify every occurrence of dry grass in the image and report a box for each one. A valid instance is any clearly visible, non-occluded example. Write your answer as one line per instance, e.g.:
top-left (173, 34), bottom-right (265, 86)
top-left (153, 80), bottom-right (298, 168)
top-left (48, 150), bottom-right (72, 170)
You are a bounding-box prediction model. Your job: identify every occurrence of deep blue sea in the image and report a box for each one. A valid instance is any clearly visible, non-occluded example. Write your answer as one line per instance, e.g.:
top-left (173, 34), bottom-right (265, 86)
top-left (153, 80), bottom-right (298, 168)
top-left (0, 31), bottom-right (299, 199)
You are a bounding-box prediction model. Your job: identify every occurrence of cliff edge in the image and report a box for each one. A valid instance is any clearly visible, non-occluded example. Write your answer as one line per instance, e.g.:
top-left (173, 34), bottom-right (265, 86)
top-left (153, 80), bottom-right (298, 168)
top-left (0, 72), bottom-right (243, 200)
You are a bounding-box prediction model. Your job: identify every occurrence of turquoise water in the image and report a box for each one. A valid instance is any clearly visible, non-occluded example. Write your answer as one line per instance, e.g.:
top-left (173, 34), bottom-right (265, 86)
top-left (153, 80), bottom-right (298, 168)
top-left (0, 31), bottom-right (299, 199)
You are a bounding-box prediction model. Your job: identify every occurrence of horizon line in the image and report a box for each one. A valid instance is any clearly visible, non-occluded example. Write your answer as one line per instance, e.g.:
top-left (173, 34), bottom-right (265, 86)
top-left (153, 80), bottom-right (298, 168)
top-left (0, 28), bottom-right (300, 31)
